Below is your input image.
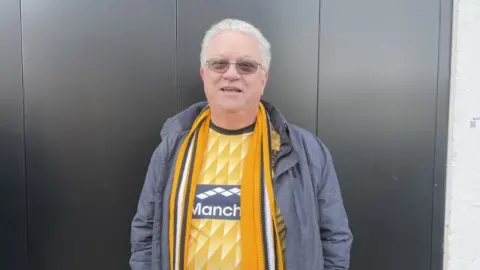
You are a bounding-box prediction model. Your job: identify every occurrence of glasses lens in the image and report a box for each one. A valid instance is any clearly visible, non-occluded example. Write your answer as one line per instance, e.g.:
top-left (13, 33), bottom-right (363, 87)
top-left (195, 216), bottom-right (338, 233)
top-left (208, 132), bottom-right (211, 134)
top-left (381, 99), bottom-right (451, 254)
top-left (208, 60), bottom-right (229, 72)
top-left (237, 60), bottom-right (258, 74)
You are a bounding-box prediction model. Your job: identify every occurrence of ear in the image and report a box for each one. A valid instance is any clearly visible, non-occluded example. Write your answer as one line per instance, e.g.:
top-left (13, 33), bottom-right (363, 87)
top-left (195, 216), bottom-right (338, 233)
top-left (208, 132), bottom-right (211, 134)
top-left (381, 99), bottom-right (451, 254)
top-left (262, 71), bottom-right (269, 86)
top-left (200, 67), bottom-right (205, 80)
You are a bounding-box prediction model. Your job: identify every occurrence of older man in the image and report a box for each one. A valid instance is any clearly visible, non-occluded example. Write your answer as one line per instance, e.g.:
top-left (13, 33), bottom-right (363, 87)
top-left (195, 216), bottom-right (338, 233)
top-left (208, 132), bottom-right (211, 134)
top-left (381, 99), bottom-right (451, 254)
top-left (130, 18), bottom-right (353, 270)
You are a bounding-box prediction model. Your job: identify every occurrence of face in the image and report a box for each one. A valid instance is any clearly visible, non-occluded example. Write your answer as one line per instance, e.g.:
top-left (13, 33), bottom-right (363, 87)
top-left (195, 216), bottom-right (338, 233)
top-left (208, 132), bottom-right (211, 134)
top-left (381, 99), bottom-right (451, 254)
top-left (200, 31), bottom-right (268, 115)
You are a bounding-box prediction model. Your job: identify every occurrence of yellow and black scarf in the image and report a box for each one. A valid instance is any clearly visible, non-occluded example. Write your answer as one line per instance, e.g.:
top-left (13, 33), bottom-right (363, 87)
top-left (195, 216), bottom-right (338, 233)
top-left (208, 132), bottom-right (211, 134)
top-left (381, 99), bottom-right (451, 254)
top-left (168, 102), bottom-right (285, 270)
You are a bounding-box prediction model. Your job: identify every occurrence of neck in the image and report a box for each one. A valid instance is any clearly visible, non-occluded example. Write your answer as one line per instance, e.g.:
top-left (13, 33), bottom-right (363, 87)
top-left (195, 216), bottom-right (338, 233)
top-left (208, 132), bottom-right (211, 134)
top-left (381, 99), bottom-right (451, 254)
top-left (210, 107), bottom-right (258, 130)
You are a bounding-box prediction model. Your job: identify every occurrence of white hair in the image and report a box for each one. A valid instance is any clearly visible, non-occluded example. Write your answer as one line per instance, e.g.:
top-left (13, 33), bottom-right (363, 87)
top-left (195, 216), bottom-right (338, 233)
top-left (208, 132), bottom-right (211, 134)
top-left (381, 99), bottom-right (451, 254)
top-left (200, 18), bottom-right (272, 71)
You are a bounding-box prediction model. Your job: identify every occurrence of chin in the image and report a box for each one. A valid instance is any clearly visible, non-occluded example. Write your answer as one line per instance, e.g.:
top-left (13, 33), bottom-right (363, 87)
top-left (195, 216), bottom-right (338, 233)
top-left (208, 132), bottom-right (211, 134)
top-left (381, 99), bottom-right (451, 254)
top-left (218, 103), bottom-right (244, 113)
top-left (209, 97), bottom-right (242, 112)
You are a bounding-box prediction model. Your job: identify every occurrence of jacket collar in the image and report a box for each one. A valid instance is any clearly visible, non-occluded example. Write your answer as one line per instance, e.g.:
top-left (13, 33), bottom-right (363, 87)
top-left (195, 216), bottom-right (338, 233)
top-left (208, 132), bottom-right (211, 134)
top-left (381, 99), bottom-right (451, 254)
top-left (161, 99), bottom-right (297, 180)
top-left (160, 100), bottom-right (290, 140)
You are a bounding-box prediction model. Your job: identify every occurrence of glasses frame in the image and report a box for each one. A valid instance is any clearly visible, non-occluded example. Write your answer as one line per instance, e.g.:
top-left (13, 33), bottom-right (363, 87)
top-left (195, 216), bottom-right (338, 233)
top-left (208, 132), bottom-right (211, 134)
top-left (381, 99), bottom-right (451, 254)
top-left (205, 58), bottom-right (265, 74)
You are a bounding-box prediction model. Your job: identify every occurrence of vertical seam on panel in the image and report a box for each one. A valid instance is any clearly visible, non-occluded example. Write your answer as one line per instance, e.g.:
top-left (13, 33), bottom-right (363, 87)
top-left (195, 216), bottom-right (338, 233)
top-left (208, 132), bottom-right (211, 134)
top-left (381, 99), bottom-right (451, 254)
top-left (316, 0), bottom-right (322, 136)
top-left (430, 1), bottom-right (442, 268)
top-left (19, 0), bottom-right (29, 268)
top-left (175, 0), bottom-right (179, 113)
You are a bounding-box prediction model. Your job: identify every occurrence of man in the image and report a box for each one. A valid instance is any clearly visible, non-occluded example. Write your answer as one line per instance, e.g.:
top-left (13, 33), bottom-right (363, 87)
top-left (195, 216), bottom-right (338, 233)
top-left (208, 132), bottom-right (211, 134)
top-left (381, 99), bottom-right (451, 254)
top-left (130, 18), bottom-right (353, 270)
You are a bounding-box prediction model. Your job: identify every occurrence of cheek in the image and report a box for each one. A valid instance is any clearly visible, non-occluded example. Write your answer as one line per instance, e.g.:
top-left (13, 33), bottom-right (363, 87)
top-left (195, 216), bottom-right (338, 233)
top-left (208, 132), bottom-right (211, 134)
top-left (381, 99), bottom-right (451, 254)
top-left (243, 77), bottom-right (264, 95)
top-left (212, 75), bottom-right (223, 85)
top-left (204, 74), bottom-right (222, 88)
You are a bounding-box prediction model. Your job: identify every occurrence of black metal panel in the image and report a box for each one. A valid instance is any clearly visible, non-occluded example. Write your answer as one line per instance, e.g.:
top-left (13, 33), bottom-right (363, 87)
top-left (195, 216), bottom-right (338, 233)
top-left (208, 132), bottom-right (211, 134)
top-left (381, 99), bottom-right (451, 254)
top-left (176, 0), bottom-right (319, 134)
top-left (0, 1), bottom-right (27, 269)
top-left (317, 0), bottom-right (444, 269)
top-left (21, 1), bottom-right (176, 269)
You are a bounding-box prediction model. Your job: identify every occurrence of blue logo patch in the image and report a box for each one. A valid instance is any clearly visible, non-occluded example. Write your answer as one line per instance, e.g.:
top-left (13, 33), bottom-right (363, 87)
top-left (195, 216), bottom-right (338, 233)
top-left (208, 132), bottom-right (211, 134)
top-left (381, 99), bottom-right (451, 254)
top-left (193, 184), bottom-right (241, 220)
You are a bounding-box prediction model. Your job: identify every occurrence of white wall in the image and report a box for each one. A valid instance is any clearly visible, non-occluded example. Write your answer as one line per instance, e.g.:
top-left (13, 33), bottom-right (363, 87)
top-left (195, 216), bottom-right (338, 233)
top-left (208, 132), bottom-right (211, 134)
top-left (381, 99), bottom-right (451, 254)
top-left (445, 0), bottom-right (480, 269)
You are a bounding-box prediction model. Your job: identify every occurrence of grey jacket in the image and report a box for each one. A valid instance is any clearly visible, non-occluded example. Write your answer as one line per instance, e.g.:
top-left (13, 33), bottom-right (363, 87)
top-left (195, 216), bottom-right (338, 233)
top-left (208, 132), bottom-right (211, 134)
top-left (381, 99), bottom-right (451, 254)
top-left (129, 101), bottom-right (353, 270)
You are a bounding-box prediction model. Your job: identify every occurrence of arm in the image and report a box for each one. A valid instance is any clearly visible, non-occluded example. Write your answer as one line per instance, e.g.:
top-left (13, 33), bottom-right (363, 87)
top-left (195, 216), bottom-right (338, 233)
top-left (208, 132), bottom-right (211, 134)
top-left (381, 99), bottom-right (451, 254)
top-left (129, 140), bottom-right (165, 270)
top-left (316, 147), bottom-right (353, 269)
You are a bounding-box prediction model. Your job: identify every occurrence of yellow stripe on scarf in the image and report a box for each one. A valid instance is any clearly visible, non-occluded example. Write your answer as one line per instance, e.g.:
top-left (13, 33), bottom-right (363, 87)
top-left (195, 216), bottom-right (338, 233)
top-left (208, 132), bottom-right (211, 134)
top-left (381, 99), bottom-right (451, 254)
top-left (169, 103), bottom-right (285, 270)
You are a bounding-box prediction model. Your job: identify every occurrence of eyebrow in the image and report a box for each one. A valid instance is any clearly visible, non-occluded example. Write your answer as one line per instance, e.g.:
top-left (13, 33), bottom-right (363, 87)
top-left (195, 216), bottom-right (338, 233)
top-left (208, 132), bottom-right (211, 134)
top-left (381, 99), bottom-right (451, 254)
top-left (209, 54), bottom-right (253, 60)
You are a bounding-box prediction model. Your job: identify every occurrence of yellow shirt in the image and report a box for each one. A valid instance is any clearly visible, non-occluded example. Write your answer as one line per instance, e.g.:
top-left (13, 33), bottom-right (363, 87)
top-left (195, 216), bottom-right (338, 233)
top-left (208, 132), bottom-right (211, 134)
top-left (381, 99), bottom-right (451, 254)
top-left (187, 122), bottom-right (285, 270)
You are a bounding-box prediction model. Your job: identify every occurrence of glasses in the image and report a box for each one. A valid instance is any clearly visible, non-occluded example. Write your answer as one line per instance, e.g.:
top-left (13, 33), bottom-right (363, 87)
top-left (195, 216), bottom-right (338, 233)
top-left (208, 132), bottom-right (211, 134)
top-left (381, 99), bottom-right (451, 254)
top-left (206, 59), bottom-right (264, 74)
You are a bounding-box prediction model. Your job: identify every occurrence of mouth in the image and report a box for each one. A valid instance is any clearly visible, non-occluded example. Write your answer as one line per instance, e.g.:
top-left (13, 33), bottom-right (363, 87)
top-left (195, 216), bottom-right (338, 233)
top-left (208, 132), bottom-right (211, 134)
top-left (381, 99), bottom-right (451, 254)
top-left (220, 87), bottom-right (242, 93)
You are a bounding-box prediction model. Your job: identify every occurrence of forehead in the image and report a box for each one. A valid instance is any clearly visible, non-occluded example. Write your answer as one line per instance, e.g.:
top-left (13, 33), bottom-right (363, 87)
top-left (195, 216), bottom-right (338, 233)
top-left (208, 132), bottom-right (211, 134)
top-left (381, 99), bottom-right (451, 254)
top-left (206, 31), bottom-right (262, 60)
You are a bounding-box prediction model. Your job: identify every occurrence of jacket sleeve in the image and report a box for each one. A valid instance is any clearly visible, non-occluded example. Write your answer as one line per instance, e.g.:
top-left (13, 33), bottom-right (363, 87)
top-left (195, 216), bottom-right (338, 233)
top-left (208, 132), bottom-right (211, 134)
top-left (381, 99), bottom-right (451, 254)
top-left (129, 139), bottom-right (165, 270)
top-left (316, 146), bottom-right (353, 269)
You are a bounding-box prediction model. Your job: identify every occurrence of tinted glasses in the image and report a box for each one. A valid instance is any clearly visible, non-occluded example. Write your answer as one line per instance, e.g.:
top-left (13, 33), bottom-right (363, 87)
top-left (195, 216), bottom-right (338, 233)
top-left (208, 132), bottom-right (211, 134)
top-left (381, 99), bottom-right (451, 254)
top-left (206, 59), bottom-right (263, 74)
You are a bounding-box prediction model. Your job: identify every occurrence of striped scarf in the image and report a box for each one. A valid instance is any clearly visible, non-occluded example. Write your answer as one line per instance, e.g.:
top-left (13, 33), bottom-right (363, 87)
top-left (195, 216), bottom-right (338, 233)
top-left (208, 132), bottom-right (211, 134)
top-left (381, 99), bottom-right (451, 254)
top-left (168, 102), bottom-right (285, 270)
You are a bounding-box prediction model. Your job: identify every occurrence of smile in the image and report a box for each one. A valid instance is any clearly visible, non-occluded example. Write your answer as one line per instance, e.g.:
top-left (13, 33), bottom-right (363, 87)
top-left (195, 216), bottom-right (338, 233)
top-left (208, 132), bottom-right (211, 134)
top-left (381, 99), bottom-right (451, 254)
top-left (221, 87), bottom-right (242, 93)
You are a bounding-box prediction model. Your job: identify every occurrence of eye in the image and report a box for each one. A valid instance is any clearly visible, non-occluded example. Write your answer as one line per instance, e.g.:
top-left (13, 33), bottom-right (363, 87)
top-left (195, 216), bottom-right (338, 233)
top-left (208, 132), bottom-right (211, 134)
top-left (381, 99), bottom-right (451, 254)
top-left (209, 60), bottom-right (229, 70)
top-left (237, 60), bottom-right (258, 73)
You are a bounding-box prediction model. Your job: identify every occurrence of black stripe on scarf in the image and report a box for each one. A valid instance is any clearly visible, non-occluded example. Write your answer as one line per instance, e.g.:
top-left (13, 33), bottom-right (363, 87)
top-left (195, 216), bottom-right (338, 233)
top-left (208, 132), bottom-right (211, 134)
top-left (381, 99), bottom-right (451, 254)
top-left (179, 121), bottom-right (203, 270)
top-left (173, 119), bottom-right (205, 269)
top-left (260, 144), bottom-right (270, 270)
top-left (266, 110), bottom-right (280, 270)
top-left (172, 135), bottom-right (193, 267)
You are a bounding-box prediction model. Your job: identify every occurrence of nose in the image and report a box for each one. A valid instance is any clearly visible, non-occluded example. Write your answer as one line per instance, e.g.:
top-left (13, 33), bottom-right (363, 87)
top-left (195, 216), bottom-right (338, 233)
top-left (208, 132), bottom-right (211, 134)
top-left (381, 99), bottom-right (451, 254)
top-left (222, 63), bottom-right (241, 80)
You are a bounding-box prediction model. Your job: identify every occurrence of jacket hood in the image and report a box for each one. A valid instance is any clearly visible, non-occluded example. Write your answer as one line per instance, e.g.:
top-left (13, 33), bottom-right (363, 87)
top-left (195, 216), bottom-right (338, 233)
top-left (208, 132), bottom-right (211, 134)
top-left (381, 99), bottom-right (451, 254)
top-left (160, 100), bottom-right (290, 138)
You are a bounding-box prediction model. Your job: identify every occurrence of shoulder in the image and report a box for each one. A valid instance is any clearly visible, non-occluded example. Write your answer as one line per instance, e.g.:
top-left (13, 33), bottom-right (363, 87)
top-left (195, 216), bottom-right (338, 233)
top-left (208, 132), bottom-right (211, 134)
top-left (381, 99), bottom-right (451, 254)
top-left (150, 101), bottom-right (208, 160)
top-left (286, 123), bottom-right (333, 170)
top-left (159, 101), bottom-right (208, 138)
